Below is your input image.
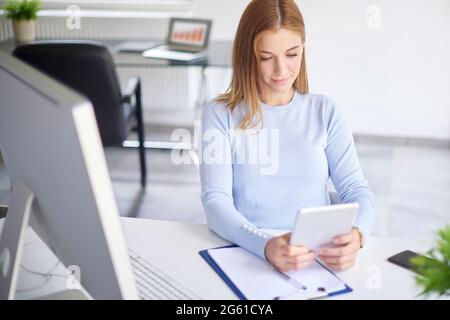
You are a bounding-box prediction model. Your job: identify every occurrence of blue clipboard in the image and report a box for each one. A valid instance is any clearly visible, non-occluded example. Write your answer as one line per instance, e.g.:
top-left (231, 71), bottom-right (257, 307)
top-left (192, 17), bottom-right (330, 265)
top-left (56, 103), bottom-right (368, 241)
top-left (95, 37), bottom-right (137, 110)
top-left (199, 245), bottom-right (353, 300)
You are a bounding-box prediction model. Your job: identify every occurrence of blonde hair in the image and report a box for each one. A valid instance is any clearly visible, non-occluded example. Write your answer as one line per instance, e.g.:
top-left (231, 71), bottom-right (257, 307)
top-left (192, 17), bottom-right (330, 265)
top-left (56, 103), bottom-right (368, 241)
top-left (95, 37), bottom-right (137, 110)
top-left (215, 0), bottom-right (309, 129)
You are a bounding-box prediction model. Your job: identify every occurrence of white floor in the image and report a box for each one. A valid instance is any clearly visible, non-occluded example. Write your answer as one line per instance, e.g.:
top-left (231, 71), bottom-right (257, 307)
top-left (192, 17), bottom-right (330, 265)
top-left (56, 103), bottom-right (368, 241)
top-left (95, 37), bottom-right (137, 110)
top-left (0, 141), bottom-right (449, 239)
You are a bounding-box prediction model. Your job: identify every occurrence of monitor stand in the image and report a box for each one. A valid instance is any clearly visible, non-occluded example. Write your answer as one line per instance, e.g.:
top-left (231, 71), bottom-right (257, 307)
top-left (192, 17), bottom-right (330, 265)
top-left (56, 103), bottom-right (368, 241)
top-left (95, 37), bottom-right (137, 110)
top-left (0, 180), bottom-right (35, 299)
top-left (34, 289), bottom-right (89, 300)
top-left (0, 180), bottom-right (90, 300)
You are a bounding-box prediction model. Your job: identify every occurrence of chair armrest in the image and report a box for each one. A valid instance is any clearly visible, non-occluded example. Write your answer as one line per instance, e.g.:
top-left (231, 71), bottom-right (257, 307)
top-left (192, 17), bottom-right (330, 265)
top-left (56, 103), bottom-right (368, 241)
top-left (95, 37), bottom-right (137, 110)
top-left (329, 191), bottom-right (340, 205)
top-left (122, 76), bottom-right (141, 104)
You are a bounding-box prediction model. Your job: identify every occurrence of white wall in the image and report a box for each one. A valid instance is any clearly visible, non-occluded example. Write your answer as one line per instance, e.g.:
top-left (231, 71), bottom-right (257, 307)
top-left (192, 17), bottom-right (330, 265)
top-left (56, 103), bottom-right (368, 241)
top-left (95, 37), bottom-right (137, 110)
top-left (194, 0), bottom-right (450, 140)
top-left (192, 0), bottom-right (248, 40)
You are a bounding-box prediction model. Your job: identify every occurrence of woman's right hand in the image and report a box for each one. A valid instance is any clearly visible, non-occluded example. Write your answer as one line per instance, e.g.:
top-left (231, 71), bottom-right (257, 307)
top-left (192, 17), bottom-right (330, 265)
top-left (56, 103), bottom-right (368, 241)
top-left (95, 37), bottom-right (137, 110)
top-left (264, 233), bottom-right (316, 272)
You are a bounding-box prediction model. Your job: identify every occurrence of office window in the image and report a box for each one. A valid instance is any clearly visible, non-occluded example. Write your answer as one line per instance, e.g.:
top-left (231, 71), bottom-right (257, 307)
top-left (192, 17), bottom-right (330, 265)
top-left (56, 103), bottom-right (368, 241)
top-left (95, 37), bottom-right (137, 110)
top-left (38, 0), bottom-right (194, 11)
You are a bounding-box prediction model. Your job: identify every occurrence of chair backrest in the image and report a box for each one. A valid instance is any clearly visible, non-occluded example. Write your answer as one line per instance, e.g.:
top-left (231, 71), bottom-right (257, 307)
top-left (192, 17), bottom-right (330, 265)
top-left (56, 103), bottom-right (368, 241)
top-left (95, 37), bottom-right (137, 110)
top-left (13, 40), bottom-right (126, 146)
top-left (329, 191), bottom-right (341, 205)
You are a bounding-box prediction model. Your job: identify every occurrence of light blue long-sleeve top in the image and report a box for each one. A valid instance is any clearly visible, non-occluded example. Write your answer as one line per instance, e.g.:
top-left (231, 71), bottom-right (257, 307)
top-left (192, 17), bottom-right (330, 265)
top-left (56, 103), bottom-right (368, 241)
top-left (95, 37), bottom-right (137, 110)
top-left (199, 90), bottom-right (375, 260)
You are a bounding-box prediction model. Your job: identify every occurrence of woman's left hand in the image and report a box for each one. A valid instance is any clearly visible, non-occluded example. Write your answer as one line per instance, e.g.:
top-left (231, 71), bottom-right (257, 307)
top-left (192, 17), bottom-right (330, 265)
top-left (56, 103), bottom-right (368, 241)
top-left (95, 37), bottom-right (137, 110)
top-left (318, 228), bottom-right (362, 271)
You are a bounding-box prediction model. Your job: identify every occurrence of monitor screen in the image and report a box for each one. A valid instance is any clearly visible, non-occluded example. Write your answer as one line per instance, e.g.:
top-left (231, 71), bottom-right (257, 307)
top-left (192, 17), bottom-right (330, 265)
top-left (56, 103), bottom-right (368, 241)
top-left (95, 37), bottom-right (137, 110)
top-left (0, 51), bottom-right (139, 300)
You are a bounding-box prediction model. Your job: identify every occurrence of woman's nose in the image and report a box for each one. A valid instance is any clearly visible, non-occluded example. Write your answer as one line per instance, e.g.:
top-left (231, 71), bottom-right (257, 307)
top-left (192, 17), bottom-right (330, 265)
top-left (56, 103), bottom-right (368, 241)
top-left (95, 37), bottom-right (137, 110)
top-left (274, 58), bottom-right (287, 75)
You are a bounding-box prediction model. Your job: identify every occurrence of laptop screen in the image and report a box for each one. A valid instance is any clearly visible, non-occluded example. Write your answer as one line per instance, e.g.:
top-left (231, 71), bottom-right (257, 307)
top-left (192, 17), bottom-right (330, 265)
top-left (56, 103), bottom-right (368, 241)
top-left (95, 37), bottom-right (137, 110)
top-left (167, 18), bottom-right (212, 49)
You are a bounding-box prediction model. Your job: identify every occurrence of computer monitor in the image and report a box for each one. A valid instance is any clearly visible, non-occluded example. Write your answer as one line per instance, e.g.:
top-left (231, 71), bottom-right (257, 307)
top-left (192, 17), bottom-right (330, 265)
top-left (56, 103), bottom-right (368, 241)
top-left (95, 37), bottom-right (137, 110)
top-left (0, 51), bottom-right (139, 299)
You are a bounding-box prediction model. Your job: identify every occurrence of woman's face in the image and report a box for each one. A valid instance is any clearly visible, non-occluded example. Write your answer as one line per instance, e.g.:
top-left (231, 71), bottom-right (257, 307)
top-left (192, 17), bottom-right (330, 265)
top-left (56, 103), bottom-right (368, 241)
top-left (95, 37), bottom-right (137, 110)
top-left (257, 28), bottom-right (303, 98)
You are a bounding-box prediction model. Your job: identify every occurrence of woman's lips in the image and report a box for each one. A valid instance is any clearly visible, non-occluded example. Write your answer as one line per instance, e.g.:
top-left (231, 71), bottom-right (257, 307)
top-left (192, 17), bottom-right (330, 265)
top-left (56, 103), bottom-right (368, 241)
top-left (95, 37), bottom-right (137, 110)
top-left (272, 77), bottom-right (290, 84)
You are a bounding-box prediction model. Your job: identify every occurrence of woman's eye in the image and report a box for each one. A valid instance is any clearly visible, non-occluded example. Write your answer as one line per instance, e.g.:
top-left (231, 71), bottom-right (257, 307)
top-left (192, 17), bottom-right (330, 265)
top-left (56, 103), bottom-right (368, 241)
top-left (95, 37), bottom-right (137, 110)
top-left (261, 57), bottom-right (272, 61)
top-left (287, 54), bottom-right (298, 58)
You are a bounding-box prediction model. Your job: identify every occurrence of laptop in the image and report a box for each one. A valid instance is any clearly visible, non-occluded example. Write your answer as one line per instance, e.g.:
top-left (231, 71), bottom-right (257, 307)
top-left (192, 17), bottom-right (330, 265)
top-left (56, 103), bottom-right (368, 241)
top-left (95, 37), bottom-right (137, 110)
top-left (116, 40), bottom-right (163, 53)
top-left (143, 17), bottom-right (212, 62)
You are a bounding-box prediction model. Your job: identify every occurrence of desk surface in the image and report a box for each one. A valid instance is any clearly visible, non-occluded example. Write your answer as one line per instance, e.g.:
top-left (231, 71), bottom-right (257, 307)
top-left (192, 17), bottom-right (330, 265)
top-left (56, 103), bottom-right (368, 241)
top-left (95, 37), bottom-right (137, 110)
top-left (121, 218), bottom-right (441, 300)
top-left (0, 39), bottom-right (232, 68)
top-left (0, 217), bottom-right (444, 300)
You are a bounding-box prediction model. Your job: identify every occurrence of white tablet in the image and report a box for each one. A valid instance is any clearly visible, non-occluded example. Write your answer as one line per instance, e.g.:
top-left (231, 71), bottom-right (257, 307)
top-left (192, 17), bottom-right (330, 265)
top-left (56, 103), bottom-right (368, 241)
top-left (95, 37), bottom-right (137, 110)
top-left (290, 203), bottom-right (359, 251)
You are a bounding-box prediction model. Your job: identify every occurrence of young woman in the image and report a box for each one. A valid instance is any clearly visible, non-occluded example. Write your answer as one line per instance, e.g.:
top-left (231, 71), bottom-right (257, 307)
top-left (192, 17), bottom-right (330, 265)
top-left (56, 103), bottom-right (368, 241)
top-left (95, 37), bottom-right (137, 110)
top-left (200, 0), bottom-right (375, 272)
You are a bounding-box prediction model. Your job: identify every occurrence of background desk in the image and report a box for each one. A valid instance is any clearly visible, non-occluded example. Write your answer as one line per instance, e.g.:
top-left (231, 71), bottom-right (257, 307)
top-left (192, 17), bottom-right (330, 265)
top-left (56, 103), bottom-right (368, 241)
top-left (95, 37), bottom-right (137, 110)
top-left (0, 39), bottom-right (233, 67)
top-left (0, 217), bottom-right (443, 300)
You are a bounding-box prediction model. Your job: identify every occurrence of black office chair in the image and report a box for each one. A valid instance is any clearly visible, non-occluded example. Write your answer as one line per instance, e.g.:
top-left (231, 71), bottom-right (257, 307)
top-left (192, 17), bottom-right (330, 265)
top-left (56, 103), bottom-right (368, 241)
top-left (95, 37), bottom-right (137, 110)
top-left (13, 40), bottom-right (147, 188)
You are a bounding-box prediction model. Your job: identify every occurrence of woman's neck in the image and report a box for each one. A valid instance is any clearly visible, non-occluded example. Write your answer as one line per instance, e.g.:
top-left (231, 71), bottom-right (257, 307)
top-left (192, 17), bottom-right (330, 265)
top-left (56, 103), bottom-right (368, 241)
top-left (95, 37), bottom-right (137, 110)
top-left (260, 87), bottom-right (295, 106)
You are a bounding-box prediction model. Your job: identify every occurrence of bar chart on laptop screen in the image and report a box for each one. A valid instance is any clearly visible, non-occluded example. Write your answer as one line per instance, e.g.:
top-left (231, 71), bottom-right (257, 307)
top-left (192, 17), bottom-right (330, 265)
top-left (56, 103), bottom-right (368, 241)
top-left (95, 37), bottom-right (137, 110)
top-left (170, 22), bottom-right (207, 46)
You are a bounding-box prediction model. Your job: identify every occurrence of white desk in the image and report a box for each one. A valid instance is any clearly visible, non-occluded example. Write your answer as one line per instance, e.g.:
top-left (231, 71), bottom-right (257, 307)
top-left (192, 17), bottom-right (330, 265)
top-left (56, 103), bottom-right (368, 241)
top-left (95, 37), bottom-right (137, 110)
top-left (0, 217), bottom-right (443, 300)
